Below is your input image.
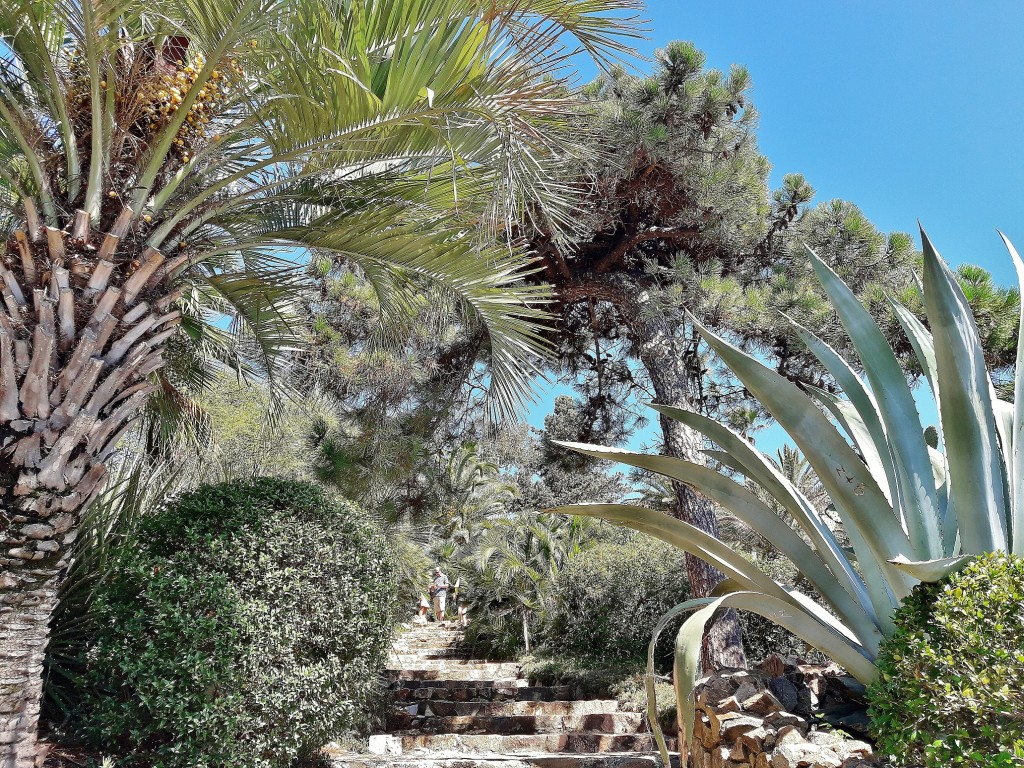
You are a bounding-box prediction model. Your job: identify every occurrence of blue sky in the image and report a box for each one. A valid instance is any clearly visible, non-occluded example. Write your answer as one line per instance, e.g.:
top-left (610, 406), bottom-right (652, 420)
top-left (527, 0), bottom-right (1023, 447)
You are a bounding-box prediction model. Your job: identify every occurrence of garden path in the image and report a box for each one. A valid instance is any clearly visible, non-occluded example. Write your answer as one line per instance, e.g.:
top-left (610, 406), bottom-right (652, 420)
top-left (327, 624), bottom-right (679, 768)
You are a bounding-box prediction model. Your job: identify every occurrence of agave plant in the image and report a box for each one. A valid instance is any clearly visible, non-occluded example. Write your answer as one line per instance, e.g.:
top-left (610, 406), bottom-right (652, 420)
top-left (550, 229), bottom-right (1024, 756)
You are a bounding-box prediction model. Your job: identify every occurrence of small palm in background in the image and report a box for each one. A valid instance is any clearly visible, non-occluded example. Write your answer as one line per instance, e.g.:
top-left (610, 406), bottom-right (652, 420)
top-left (469, 512), bottom-right (593, 654)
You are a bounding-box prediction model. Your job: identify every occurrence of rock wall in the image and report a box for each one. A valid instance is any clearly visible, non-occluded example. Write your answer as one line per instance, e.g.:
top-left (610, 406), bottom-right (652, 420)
top-left (688, 658), bottom-right (883, 768)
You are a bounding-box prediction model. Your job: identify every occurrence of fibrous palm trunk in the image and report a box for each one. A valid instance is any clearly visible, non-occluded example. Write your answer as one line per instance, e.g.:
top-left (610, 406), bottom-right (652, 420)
top-left (631, 318), bottom-right (746, 673)
top-left (1, 202), bottom-right (181, 766)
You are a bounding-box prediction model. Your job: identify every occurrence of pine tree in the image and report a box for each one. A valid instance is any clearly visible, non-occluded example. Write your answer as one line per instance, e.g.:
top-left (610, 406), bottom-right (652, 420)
top-left (527, 42), bottom-right (1018, 669)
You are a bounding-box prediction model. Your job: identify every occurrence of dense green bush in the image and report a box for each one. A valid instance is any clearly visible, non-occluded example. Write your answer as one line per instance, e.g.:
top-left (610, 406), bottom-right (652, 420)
top-left (542, 537), bottom-right (689, 664)
top-left (75, 478), bottom-right (397, 768)
top-left (868, 552), bottom-right (1024, 767)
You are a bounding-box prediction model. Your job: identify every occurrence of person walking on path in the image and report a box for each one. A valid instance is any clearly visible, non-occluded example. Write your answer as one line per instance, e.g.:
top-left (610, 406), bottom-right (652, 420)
top-left (429, 567), bottom-right (451, 623)
top-left (414, 595), bottom-right (430, 625)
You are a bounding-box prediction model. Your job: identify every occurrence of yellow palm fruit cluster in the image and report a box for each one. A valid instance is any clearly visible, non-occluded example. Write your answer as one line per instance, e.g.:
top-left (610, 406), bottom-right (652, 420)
top-left (139, 54), bottom-right (242, 162)
top-left (63, 46), bottom-right (244, 170)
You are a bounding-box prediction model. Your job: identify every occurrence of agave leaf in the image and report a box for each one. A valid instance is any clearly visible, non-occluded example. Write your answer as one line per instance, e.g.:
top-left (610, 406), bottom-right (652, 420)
top-left (807, 385), bottom-right (895, 508)
top-left (554, 442), bottom-right (881, 648)
top-left (926, 445), bottom-right (947, 491)
top-left (887, 298), bottom-right (940, 409)
top-left (546, 503), bottom-right (791, 600)
top-left (994, 397), bottom-right (1014, 498)
top-left (806, 246), bottom-right (943, 561)
top-left (709, 578), bottom-right (744, 597)
top-left (927, 446), bottom-right (958, 557)
top-left (644, 597), bottom-right (723, 768)
top-left (797, 388), bottom-right (915, 629)
top-left (788, 320), bottom-right (900, 509)
top-left (670, 593), bottom-right (878, 750)
top-left (1000, 230), bottom-right (1024, 556)
top-left (652, 404), bottom-right (874, 625)
top-left (783, 587), bottom-right (867, 647)
top-left (688, 315), bottom-right (915, 597)
top-left (920, 229), bottom-right (1008, 553)
top-left (888, 553), bottom-right (972, 582)
top-left (839, 512), bottom-right (898, 637)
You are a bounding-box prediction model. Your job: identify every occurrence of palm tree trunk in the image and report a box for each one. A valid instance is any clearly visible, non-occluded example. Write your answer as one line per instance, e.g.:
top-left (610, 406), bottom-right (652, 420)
top-left (0, 550), bottom-right (61, 768)
top-left (1, 208), bottom-right (180, 764)
top-left (631, 320), bottom-right (746, 672)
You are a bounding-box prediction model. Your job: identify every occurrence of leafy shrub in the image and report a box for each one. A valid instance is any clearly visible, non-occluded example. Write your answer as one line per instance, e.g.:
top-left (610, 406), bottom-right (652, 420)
top-left (868, 552), bottom-right (1024, 767)
top-left (463, 606), bottom-right (532, 661)
top-left (542, 537), bottom-right (689, 664)
top-left (45, 457), bottom-right (185, 722)
top-left (75, 478), bottom-right (397, 768)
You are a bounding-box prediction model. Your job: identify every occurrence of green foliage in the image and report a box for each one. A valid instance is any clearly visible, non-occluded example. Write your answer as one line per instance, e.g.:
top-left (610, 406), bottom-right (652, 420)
top-left (495, 399), bottom-right (631, 516)
top-left (542, 538), bottom-right (689, 664)
top-left (868, 553), bottom-right (1024, 767)
top-left (520, 655), bottom-right (678, 735)
top-left (463, 512), bottom-right (594, 658)
top-left (45, 456), bottom-right (186, 723)
top-left (0, 0), bottom-right (646, 423)
top-left (74, 478), bottom-right (397, 768)
top-left (298, 265), bottom-right (488, 512)
top-left (190, 373), bottom-right (318, 483)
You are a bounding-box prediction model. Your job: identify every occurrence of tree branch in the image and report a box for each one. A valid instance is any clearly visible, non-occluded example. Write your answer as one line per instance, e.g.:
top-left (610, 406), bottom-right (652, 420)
top-left (592, 226), bottom-right (699, 273)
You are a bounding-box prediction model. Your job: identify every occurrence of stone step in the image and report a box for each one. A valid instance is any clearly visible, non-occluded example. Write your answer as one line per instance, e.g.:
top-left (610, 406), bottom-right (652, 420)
top-left (326, 751), bottom-right (680, 768)
top-left (393, 638), bottom-right (468, 651)
top-left (397, 629), bottom-right (465, 639)
top-left (389, 663), bottom-right (524, 671)
top-left (393, 684), bottom-right (574, 703)
top-left (389, 657), bottom-right (475, 667)
top-left (393, 679), bottom-right (531, 692)
top-left (389, 713), bottom-right (648, 735)
top-left (389, 655), bottom-right (473, 667)
top-left (389, 660), bottom-right (519, 671)
top-left (398, 700), bottom-right (623, 718)
top-left (388, 665), bottom-right (522, 682)
top-left (390, 647), bottom-right (473, 657)
top-left (390, 649), bottom-right (473, 659)
top-left (395, 733), bottom-right (672, 754)
top-left (394, 629), bottom-right (465, 638)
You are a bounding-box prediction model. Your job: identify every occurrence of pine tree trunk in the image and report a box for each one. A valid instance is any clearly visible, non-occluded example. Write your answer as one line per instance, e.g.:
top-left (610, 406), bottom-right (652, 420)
top-left (631, 319), bottom-right (746, 672)
top-left (1, 207), bottom-right (181, 764)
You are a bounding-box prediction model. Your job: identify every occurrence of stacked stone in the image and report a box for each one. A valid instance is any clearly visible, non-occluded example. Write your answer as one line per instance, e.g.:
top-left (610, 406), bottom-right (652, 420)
top-left (688, 658), bottom-right (882, 768)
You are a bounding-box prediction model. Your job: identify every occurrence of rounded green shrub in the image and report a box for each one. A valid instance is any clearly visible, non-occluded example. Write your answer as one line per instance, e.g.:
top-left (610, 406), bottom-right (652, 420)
top-left (868, 552), bottom-right (1024, 767)
top-left (76, 478), bottom-right (397, 768)
top-left (542, 537), bottom-right (689, 664)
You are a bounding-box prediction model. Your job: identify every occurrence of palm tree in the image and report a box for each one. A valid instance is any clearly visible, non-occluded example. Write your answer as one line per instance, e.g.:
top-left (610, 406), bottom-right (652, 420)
top-left (473, 511), bottom-right (590, 652)
top-left (431, 447), bottom-right (516, 545)
top-left (0, 0), bottom-right (640, 761)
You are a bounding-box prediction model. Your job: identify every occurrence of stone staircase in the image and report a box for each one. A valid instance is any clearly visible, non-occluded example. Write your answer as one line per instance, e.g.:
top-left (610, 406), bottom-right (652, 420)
top-left (327, 624), bottom-right (679, 768)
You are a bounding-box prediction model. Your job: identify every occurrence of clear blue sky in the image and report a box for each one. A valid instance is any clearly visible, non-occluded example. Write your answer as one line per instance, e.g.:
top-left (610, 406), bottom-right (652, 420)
top-left (527, 0), bottom-right (1024, 445)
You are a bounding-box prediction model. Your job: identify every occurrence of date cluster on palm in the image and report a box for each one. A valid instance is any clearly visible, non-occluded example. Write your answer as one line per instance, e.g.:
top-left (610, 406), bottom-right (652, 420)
top-left (1, 199), bottom-right (183, 765)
